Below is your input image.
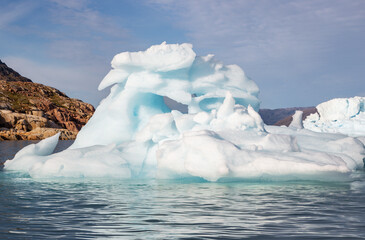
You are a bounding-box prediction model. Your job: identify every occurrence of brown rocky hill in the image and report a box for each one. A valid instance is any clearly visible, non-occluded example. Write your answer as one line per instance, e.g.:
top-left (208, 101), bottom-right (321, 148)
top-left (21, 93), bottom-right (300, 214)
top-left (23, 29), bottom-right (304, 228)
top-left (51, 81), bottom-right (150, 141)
top-left (273, 107), bottom-right (317, 126)
top-left (0, 60), bottom-right (95, 140)
top-left (259, 107), bottom-right (311, 125)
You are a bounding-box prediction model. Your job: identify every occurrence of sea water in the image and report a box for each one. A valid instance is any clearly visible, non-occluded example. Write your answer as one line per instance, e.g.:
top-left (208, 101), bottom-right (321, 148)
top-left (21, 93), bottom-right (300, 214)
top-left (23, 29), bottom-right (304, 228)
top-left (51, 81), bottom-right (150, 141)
top-left (1, 141), bottom-right (365, 239)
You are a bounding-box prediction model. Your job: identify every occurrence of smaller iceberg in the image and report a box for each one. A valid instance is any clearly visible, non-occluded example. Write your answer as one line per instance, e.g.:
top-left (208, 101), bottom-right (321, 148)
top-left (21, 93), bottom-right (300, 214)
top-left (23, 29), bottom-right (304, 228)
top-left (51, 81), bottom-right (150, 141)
top-left (304, 97), bottom-right (365, 137)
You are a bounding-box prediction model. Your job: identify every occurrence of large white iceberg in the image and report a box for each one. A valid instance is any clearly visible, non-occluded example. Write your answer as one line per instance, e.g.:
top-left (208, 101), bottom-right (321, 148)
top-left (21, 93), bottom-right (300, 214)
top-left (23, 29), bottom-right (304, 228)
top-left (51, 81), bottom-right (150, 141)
top-left (304, 97), bottom-right (365, 137)
top-left (4, 43), bottom-right (365, 181)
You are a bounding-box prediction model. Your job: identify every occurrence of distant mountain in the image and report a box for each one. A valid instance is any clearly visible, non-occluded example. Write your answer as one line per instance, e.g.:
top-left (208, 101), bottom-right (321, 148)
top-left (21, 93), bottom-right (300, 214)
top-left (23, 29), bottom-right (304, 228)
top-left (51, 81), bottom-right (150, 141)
top-left (0, 59), bottom-right (95, 140)
top-left (273, 107), bottom-right (317, 126)
top-left (259, 107), bottom-right (317, 126)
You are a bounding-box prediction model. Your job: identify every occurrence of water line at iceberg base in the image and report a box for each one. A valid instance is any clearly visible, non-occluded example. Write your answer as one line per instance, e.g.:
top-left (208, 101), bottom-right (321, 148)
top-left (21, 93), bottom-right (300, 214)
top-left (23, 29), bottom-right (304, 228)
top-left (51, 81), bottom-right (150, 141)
top-left (3, 42), bottom-right (365, 182)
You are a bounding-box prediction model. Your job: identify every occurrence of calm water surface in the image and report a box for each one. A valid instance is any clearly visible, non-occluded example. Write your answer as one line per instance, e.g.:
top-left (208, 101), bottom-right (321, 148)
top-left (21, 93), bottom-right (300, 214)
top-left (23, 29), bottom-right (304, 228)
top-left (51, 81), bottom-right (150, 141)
top-left (1, 141), bottom-right (365, 239)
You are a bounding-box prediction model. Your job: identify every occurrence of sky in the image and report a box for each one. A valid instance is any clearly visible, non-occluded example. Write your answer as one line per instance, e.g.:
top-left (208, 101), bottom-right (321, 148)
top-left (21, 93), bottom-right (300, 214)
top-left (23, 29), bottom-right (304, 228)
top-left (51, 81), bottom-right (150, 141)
top-left (0, 0), bottom-right (364, 109)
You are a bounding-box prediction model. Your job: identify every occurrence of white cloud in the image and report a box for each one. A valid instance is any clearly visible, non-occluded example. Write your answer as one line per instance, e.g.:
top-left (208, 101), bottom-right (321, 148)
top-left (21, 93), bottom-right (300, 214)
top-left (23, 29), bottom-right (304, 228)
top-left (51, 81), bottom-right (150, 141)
top-left (49, 0), bottom-right (128, 38)
top-left (48, 0), bottom-right (88, 10)
top-left (0, 1), bottom-right (37, 29)
top-left (147, 0), bottom-right (365, 65)
top-left (43, 0), bottom-right (136, 66)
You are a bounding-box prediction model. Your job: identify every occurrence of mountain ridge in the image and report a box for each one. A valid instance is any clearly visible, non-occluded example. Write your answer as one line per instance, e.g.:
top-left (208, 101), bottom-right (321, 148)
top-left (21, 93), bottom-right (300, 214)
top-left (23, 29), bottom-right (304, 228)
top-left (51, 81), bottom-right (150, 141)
top-left (258, 107), bottom-right (317, 126)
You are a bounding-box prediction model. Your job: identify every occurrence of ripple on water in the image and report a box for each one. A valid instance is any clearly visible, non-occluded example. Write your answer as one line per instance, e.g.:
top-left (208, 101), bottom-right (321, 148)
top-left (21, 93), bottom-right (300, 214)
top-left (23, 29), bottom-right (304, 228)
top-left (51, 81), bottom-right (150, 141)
top-left (0, 175), bottom-right (365, 239)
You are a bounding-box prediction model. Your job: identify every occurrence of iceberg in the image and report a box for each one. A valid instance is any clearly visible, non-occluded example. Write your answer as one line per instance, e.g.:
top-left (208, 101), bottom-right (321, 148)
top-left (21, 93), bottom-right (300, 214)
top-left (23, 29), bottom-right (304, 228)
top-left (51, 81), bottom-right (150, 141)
top-left (304, 97), bottom-right (365, 137)
top-left (4, 43), bottom-right (365, 181)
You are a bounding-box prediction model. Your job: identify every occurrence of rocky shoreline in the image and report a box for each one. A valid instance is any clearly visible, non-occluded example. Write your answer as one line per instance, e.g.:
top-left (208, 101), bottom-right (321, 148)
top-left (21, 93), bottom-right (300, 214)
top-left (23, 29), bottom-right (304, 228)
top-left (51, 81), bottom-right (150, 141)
top-left (0, 60), bottom-right (94, 140)
top-left (0, 109), bottom-right (77, 140)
